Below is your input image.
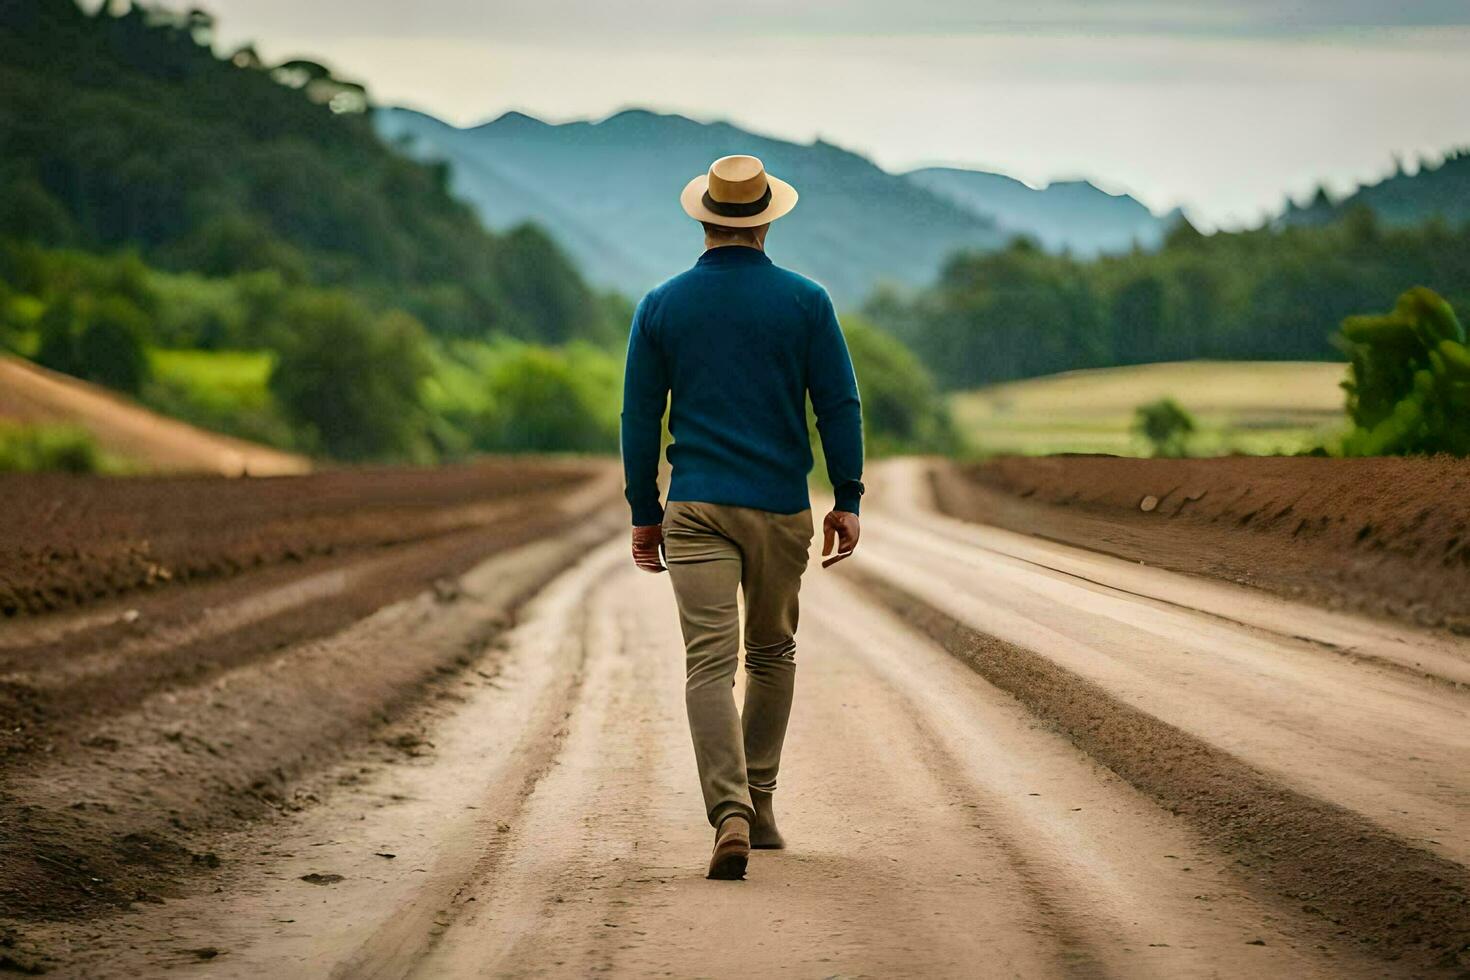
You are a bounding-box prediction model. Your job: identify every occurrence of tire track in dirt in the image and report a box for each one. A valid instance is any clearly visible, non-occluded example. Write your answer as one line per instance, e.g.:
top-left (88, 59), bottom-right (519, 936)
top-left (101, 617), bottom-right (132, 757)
top-left (413, 560), bottom-right (1365, 978)
top-left (327, 554), bottom-right (613, 980)
top-left (411, 565), bottom-right (1076, 979)
top-left (413, 565), bottom-right (672, 978)
top-left (865, 461), bottom-right (1470, 868)
top-left (805, 573), bottom-right (1381, 977)
top-left (851, 569), bottom-right (1470, 975)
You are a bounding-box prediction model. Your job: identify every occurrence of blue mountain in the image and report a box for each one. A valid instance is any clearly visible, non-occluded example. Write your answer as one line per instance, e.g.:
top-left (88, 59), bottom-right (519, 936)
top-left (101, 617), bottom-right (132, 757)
top-left (377, 107), bottom-right (1171, 302)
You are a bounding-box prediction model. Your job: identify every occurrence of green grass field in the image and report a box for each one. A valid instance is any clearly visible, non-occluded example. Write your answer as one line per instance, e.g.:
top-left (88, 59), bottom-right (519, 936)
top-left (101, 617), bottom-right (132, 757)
top-left (950, 360), bottom-right (1350, 457)
top-left (143, 348), bottom-right (301, 450)
top-left (147, 349), bottom-right (276, 414)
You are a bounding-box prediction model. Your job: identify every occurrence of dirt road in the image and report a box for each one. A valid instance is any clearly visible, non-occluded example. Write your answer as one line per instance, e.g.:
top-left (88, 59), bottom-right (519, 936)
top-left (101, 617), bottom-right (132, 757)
top-left (7, 459), bottom-right (1469, 977)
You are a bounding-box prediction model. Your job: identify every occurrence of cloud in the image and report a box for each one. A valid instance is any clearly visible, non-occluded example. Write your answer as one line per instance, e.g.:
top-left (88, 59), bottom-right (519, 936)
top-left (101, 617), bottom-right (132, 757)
top-left (204, 0), bottom-right (1470, 48)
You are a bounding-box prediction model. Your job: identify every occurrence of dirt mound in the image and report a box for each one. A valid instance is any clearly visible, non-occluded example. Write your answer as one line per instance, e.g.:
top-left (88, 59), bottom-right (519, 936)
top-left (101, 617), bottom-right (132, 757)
top-left (0, 459), bottom-right (592, 617)
top-left (0, 355), bottom-right (309, 476)
top-left (933, 455), bottom-right (1470, 630)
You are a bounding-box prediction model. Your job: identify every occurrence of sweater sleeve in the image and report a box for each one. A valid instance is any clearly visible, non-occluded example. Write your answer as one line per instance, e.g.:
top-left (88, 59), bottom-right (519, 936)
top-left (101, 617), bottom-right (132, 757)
top-left (807, 291), bottom-right (866, 514)
top-left (620, 296), bottom-right (669, 526)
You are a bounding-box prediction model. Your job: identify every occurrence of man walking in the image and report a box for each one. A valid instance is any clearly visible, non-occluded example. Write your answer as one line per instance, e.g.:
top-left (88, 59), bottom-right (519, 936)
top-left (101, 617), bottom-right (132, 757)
top-left (621, 154), bottom-right (864, 880)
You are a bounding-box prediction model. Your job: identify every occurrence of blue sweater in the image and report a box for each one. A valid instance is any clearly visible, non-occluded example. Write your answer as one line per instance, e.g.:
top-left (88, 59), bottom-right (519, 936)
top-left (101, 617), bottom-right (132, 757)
top-left (620, 245), bottom-right (865, 526)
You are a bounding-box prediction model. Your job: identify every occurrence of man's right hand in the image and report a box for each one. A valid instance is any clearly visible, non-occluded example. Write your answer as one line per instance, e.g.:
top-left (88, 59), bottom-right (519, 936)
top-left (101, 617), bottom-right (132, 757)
top-left (821, 510), bottom-right (860, 568)
top-left (632, 524), bottom-right (666, 573)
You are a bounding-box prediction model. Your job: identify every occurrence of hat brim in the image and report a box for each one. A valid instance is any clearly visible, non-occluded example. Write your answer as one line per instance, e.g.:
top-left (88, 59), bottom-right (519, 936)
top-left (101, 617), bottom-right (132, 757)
top-left (680, 173), bottom-right (798, 227)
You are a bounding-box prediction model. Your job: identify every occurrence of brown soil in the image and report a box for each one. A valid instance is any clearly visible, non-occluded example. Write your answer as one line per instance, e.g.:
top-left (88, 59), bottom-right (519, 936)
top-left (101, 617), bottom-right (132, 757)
top-left (0, 355), bottom-right (309, 477)
top-left (932, 455), bottom-right (1470, 631)
top-left (0, 460), bottom-right (622, 933)
top-left (0, 458), bottom-right (590, 617)
top-left (854, 570), bottom-right (1470, 975)
top-left (2, 459), bottom-right (1461, 977)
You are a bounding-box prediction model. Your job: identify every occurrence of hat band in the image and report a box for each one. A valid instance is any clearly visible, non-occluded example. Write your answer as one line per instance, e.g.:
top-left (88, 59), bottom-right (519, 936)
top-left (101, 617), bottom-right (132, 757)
top-left (702, 185), bottom-right (772, 218)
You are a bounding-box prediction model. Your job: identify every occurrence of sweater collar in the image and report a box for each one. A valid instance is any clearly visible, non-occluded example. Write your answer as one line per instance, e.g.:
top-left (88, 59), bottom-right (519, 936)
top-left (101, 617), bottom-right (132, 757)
top-left (696, 245), bottom-right (773, 268)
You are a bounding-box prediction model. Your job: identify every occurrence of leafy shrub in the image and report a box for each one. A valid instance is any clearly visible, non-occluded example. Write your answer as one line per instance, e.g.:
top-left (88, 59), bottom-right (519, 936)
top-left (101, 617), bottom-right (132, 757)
top-left (34, 293), bottom-right (152, 392)
top-left (474, 341), bottom-right (620, 453)
top-left (1133, 398), bottom-right (1196, 457)
top-left (841, 317), bottom-right (957, 455)
top-left (269, 292), bottom-right (433, 460)
top-left (142, 348), bottom-right (299, 450)
top-left (0, 422), bottom-right (101, 473)
top-left (148, 272), bottom-right (248, 348)
top-left (1337, 287), bottom-right (1470, 456)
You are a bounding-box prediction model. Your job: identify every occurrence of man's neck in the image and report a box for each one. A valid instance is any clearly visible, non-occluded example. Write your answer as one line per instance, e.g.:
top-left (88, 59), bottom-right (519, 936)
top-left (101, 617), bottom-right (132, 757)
top-left (703, 238), bottom-right (764, 252)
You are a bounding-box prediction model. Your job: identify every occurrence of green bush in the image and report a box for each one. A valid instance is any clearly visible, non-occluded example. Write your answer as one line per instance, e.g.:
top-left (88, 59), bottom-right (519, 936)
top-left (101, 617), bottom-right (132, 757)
top-left (269, 291), bottom-right (433, 460)
top-left (141, 348), bottom-right (299, 450)
top-left (475, 341), bottom-right (620, 453)
top-left (0, 421), bottom-right (101, 473)
top-left (34, 292), bottom-right (152, 392)
top-left (1133, 398), bottom-right (1196, 457)
top-left (841, 316), bottom-right (957, 455)
top-left (1337, 287), bottom-right (1470, 456)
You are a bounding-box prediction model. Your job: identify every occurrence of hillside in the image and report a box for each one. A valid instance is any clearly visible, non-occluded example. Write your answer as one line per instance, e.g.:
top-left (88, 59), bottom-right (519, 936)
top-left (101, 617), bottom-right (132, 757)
top-left (1280, 149), bottom-right (1470, 230)
top-left (377, 107), bottom-right (1010, 304)
top-left (0, 1), bottom-right (601, 341)
top-left (905, 168), bottom-right (1176, 257)
top-left (0, 355), bottom-right (309, 475)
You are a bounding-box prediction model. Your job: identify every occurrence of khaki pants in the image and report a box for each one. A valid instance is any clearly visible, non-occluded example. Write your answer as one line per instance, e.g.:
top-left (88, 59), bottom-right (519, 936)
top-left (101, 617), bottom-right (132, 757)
top-left (662, 501), bottom-right (814, 827)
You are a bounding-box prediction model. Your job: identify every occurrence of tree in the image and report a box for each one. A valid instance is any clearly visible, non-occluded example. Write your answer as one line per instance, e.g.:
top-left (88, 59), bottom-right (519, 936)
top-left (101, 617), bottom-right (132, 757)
top-left (269, 291), bottom-right (432, 460)
top-left (494, 224), bottom-right (603, 344)
top-left (474, 342), bottom-right (620, 453)
top-left (0, 176), bottom-right (76, 244)
top-left (78, 295), bottom-right (151, 391)
top-left (1110, 274), bottom-right (1168, 365)
top-left (840, 316), bottom-right (956, 454)
top-left (35, 292), bottom-right (151, 393)
top-left (1133, 398), bottom-right (1195, 457)
top-left (1337, 287), bottom-right (1470, 456)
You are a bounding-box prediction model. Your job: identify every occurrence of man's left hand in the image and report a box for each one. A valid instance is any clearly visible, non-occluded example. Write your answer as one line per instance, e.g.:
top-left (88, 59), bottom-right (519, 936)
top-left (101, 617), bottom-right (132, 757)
top-left (632, 524), bottom-right (666, 573)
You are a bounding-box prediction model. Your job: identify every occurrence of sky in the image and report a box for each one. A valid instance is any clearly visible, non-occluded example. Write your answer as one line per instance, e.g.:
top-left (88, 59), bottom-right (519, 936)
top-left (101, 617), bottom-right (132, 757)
top-left (196, 0), bottom-right (1470, 229)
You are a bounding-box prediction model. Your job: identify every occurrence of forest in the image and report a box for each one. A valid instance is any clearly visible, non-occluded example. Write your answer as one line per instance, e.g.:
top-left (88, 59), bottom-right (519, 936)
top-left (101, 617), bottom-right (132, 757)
top-left (866, 198), bottom-right (1470, 390)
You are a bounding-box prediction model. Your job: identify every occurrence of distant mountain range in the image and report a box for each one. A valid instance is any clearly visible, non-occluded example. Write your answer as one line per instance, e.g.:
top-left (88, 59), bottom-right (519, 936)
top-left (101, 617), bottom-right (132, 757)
top-left (376, 107), bottom-right (1174, 303)
top-left (1280, 150), bottom-right (1470, 230)
top-left (907, 168), bottom-right (1181, 257)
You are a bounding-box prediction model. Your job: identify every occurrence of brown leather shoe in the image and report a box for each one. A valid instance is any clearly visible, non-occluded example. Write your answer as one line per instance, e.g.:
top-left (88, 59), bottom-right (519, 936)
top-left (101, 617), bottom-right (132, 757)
top-left (750, 790), bottom-right (785, 850)
top-left (707, 815), bottom-right (750, 880)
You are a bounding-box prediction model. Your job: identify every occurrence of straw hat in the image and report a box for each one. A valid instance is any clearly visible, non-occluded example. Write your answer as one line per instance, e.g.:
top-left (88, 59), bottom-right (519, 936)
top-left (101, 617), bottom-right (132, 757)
top-left (680, 155), bottom-right (798, 227)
